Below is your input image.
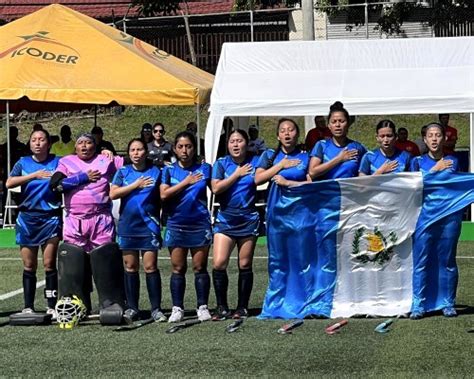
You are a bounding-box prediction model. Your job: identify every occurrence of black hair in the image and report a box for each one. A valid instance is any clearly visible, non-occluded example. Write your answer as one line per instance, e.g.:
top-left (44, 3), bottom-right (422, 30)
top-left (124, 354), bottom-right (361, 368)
top-left (328, 101), bottom-right (350, 122)
top-left (424, 122), bottom-right (446, 137)
top-left (29, 128), bottom-right (51, 145)
top-left (438, 114), bottom-right (450, 120)
top-left (174, 131), bottom-right (197, 162)
top-left (376, 119), bottom-right (396, 135)
top-left (397, 127), bottom-right (408, 134)
top-left (153, 122), bottom-right (165, 131)
top-left (227, 129), bottom-right (249, 145)
top-left (127, 138), bottom-right (148, 154)
top-left (268, 118), bottom-right (299, 166)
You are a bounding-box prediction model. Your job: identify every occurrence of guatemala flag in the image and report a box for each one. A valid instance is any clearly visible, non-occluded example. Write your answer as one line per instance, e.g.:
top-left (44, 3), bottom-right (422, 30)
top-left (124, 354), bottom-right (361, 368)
top-left (258, 172), bottom-right (474, 319)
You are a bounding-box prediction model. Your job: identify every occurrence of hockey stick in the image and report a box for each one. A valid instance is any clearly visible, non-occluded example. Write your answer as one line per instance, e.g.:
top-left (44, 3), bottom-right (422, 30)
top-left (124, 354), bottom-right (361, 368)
top-left (114, 317), bottom-right (154, 332)
top-left (166, 318), bottom-right (201, 334)
top-left (226, 318), bottom-right (244, 333)
top-left (277, 319), bottom-right (304, 334)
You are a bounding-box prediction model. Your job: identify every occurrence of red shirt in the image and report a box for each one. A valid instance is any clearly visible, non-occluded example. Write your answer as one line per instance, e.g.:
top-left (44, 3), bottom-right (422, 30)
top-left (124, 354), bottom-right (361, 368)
top-left (443, 125), bottom-right (457, 155)
top-left (395, 140), bottom-right (420, 156)
top-left (305, 127), bottom-right (332, 151)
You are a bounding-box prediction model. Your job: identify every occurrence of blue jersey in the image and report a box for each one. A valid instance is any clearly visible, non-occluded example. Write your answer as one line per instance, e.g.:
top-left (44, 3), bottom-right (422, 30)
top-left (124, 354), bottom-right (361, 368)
top-left (257, 148), bottom-right (309, 182)
top-left (10, 155), bottom-right (61, 214)
top-left (162, 162), bottom-right (211, 230)
top-left (310, 138), bottom-right (367, 179)
top-left (410, 154), bottom-right (459, 174)
top-left (359, 148), bottom-right (411, 175)
top-left (212, 155), bottom-right (260, 212)
top-left (112, 164), bottom-right (161, 237)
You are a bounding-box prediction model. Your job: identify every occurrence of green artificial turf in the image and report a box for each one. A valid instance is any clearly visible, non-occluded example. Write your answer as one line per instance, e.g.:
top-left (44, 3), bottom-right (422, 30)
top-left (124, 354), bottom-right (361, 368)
top-left (0, 244), bottom-right (473, 377)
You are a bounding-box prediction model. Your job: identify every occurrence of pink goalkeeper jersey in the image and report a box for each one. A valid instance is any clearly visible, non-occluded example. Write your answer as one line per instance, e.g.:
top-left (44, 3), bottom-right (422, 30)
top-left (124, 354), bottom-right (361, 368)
top-left (57, 154), bottom-right (123, 216)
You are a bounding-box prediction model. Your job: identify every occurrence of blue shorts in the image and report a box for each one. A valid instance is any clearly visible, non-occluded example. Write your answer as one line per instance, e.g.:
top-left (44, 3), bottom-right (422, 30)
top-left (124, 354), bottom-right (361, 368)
top-left (118, 234), bottom-right (162, 251)
top-left (164, 227), bottom-right (212, 248)
top-left (16, 211), bottom-right (62, 246)
top-left (213, 209), bottom-right (260, 238)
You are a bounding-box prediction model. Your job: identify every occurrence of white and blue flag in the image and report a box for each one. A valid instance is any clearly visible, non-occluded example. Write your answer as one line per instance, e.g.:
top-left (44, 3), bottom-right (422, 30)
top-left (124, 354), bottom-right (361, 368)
top-left (258, 172), bottom-right (474, 319)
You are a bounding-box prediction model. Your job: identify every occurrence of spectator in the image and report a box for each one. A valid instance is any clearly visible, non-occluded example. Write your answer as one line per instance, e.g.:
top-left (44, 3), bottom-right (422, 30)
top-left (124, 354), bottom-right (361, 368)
top-left (414, 125), bottom-right (429, 155)
top-left (186, 121), bottom-right (205, 156)
top-left (140, 123), bottom-right (153, 144)
top-left (439, 114), bottom-right (457, 155)
top-left (217, 118), bottom-right (234, 158)
top-left (91, 126), bottom-right (116, 155)
top-left (394, 127), bottom-right (420, 156)
top-left (247, 125), bottom-right (266, 155)
top-left (305, 116), bottom-right (332, 151)
top-left (147, 122), bottom-right (174, 168)
top-left (50, 125), bottom-right (75, 157)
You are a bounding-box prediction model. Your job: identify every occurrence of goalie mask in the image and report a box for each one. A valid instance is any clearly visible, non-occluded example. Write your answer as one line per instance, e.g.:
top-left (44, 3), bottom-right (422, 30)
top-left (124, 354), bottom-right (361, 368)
top-left (55, 295), bottom-right (87, 329)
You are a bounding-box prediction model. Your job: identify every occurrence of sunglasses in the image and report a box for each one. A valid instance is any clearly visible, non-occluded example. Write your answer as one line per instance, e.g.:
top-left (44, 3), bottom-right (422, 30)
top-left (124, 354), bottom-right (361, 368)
top-left (153, 129), bottom-right (165, 134)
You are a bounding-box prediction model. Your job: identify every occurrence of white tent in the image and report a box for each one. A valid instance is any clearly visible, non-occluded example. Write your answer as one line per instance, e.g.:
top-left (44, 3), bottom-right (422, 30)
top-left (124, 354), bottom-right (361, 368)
top-left (205, 37), bottom-right (474, 168)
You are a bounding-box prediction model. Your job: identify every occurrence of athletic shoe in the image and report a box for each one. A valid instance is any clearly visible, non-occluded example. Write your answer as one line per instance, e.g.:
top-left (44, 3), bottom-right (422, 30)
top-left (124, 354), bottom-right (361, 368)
top-left (212, 305), bottom-right (231, 321)
top-left (123, 308), bottom-right (139, 325)
top-left (442, 307), bottom-right (457, 317)
top-left (151, 309), bottom-right (167, 323)
top-left (232, 308), bottom-right (249, 320)
top-left (410, 310), bottom-right (424, 320)
top-left (196, 305), bottom-right (212, 322)
top-left (21, 307), bottom-right (34, 314)
top-left (168, 306), bottom-right (184, 323)
top-left (46, 307), bottom-right (57, 321)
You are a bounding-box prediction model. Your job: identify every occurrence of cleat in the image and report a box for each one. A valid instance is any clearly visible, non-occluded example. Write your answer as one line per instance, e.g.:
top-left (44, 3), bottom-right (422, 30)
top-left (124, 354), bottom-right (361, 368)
top-left (410, 310), bottom-right (424, 320)
top-left (442, 307), bottom-right (457, 318)
top-left (232, 308), bottom-right (249, 320)
top-left (196, 305), bottom-right (212, 322)
top-left (21, 307), bottom-right (34, 314)
top-left (123, 309), bottom-right (139, 325)
top-left (151, 309), bottom-right (167, 323)
top-left (46, 307), bottom-right (57, 321)
top-left (212, 306), bottom-right (231, 321)
top-left (168, 306), bottom-right (184, 323)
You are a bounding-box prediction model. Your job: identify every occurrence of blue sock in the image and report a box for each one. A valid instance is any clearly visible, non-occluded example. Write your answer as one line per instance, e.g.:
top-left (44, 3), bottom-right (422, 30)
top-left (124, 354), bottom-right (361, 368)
top-left (124, 271), bottom-right (140, 312)
top-left (146, 271), bottom-right (162, 312)
top-left (212, 269), bottom-right (228, 308)
top-left (195, 270), bottom-right (210, 307)
top-left (45, 270), bottom-right (58, 309)
top-left (23, 270), bottom-right (36, 310)
top-left (170, 273), bottom-right (185, 309)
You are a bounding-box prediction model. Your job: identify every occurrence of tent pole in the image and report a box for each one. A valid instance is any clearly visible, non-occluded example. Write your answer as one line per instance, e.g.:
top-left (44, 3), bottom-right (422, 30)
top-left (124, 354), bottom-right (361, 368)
top-left (94, 105), bottom-right (98, 127)
top-left (470, 112), bottom-right (473, 221)
top-left (196, 103), bottom-right (201, 156)
top-left (6, 101), bottom-right (10, 176)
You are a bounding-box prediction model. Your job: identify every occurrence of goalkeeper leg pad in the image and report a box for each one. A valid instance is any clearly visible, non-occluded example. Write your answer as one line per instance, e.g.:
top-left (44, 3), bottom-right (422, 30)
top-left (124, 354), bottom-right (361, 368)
top-left (90, 243), bottom-right (125, 325)
top-left (57, 243), bottom-right (89, 303)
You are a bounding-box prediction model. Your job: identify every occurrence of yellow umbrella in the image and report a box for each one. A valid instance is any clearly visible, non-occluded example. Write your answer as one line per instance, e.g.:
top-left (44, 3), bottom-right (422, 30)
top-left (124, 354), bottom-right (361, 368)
top-left (0, 3), bottom-right (214, 107)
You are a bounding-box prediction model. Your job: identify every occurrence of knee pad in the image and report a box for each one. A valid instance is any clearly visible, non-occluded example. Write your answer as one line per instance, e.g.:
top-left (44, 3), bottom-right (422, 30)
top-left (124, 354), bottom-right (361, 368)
top-left (58, 243), bottom-right (90, 303)
top-left (90, 242), bottom-right (125, 324)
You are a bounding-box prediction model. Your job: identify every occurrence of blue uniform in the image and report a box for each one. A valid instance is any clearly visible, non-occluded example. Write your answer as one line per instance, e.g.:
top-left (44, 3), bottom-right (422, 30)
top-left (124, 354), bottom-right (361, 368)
top-left (310, 138), bottom-right (366, 179)
top-left (112, 164), bottom-right (162, 251)
top-left (212, 155), bottom-right (260, 237)
top-left (257, 148), bottom-right (309, 182)
top-left (410, 153), bottom-right (461, 314)
top-left (410, 154), bottom-right (459, 173)
top-left (162, 162), bottom-right (212, 247)
top-left (10, 155), bottom-right (62, 246)
top-left (359, 148), bottom-right (411, 175)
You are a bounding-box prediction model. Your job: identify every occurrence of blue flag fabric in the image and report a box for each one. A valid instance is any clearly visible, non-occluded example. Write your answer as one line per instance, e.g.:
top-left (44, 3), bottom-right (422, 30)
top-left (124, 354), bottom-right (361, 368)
top-left (258, 172), bottom-right (474, 319)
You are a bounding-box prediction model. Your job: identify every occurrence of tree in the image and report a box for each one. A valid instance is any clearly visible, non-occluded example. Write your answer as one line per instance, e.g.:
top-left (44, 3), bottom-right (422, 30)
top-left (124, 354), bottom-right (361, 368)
top-left (131, 0), bottom-right (197, 65)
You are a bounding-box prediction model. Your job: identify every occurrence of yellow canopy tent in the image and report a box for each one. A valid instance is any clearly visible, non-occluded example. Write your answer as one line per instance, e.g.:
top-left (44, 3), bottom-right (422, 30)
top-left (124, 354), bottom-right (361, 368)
top-left (0, 3), bottom-right (214, 174)
top-left (0, 4), bottom-right (214, 109)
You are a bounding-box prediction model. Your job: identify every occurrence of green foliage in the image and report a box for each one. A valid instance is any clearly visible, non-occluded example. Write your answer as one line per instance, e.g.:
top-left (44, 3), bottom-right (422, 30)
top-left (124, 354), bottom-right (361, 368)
top-left (131, 0), bottom-right (182, 16)
top-left (233, 0), bottom-right (301, 12)
top-left (374, 2), bottom-right (419, 36)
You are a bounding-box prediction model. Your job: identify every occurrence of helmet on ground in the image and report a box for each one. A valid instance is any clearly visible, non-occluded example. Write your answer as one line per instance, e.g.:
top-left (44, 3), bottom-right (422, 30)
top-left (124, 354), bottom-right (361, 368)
top-left (55, 295), bottom-right (87, 330)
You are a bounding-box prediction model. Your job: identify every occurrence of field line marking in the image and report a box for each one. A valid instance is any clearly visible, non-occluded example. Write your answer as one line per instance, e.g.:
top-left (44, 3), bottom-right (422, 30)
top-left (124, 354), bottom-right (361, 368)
top-left (0, 280), bottom-right (45, 301)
